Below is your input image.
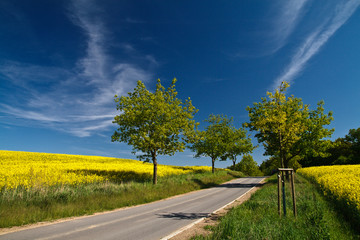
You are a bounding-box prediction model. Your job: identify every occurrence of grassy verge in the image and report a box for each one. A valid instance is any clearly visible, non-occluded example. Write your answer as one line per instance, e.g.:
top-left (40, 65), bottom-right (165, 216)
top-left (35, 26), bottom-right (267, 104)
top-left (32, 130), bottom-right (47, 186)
top-left (0, 170), bottom-right (243, 228)
top-left (193, 174), bottom-right (359, 240)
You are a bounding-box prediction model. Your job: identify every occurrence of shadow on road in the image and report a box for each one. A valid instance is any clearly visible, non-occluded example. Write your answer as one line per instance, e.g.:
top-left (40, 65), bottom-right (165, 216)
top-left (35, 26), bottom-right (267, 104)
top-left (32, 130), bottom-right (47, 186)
top-left (216, 183), bottom-right (259, 188)
top-left (192, 179), bottom-right (218, 189)
top-left (192, 177), bottom-right (265, 189)
top-left (156, 212), bottom-right (209, 220)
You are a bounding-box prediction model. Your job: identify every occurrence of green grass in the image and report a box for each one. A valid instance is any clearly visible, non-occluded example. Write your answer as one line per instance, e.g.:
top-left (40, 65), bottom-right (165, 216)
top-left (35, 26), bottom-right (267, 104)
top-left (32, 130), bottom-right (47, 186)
top-left (193, 174), bottom-right (359, 240)
top-left (0, 170), bottom-right (243, 228)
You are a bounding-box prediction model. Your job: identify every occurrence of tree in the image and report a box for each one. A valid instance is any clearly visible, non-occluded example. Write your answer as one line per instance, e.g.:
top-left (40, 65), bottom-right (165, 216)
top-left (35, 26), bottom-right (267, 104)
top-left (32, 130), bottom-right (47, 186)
top-left (190, 114), bottom-right (233, 173)
top-left (235, 154), bottom-right (262, 176)
top-left (112, 78), bottom-right (198, 184)
top-left (302, 127), bottom-right (360, 166)
top-left (245, 81), bottom-right (333, 169)
top-left (259, 156), bottom-right (279, 175)
top-left (225, 128), bottom-right (256, 169)
top-left (344, 127), bottom-right (360, 164)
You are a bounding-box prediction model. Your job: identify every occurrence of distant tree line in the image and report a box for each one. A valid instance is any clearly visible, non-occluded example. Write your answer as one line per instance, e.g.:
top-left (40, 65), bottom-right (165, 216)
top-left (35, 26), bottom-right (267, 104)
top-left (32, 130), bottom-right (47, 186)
top-left (227, 154), bottom-right (263, 176)
top-left (259, 127), bottom-right (360, 175)
top-left (300, 127), bottom-right (360, 167)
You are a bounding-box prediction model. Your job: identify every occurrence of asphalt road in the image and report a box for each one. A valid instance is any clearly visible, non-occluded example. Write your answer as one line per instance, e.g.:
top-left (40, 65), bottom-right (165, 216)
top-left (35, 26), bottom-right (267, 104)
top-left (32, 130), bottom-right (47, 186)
top-left (0, 177), bottom-right (265, 240)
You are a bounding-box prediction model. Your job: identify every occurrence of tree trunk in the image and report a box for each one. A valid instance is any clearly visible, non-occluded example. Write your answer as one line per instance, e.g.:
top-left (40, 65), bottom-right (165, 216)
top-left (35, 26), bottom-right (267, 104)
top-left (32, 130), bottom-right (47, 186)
top-left (280, 151), bottom-right (285, 169)
top-left (284, 156), bottom-right (290, 180)
top-left (279, 131), bottom-right (284, 169)
top-left (152, 151), bottom-right (157, 184)
top-left (212, 158), bottom-right (215, 173)
top-left (284, 156), bottom-right (288, 168)
top-left (232, 156), bottom-right (236, 169)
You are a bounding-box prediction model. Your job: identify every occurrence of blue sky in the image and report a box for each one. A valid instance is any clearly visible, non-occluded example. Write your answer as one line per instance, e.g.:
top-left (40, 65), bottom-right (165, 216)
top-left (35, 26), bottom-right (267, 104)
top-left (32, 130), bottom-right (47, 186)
top-left (1, 0), bottom-right (360, 168)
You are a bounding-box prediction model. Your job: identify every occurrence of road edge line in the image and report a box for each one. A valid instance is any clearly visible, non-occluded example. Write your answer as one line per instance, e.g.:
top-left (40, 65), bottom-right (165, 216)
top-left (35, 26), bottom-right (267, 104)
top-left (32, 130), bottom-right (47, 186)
top-left (160, 178), bottom-right (265, 240)
top-left (0, 177), bottom-right (243, 236)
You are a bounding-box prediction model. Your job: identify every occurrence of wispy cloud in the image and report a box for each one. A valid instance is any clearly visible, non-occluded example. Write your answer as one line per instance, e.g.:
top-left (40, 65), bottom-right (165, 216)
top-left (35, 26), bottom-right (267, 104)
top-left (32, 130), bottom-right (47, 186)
top-left (273, 0), bottom-right (360, 89)
top-left (0, 104), bottom-right (64, 122)
top-left (0, 0), bottom-right (154, 137)
top-left (233, 0), bottom-right (308, 58)
top-left (268, 0), bottom-right (309, 54)
top-left (69, 0), bottom-right (108, 85)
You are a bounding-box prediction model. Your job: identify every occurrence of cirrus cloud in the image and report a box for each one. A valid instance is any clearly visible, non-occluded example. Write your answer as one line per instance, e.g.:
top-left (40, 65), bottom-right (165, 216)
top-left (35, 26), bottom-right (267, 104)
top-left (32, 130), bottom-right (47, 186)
top-left (273, 0), bottom-right (360, 89)
top-left (0, 0), bottom-right (154, 137)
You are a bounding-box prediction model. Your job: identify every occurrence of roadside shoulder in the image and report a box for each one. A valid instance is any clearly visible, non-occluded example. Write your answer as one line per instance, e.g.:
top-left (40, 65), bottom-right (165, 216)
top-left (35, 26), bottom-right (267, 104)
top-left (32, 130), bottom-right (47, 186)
top-left (168, 177), bottom-right (267, 240)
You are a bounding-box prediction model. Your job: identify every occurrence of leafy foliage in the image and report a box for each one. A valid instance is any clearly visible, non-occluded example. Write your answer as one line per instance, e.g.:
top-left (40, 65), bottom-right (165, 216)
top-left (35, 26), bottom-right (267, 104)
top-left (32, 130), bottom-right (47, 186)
top-left (112, 79), bottom-right (198, 184)
top-left (190, 114), bottom-right (233, 173)
top-left (229, 154), bottom-right (262, 176)
top-left (342, 127), bottom-right (360, 163)
top-left (245, 81), bottom-right (333, 169)
top-left (259, 156), bottom-right (280, 175)
top-left (224, 127), bottom-right (256, 168)
top-left (301, 127), bottom-right (360, 167)
top-left (260, 155), bottom-right (302, 175)
top-left (190, 114), bottom-right (255, 173)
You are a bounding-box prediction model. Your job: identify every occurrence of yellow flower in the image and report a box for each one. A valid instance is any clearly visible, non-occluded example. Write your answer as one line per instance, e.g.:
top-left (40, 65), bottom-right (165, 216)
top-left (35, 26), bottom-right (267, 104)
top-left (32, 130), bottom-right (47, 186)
top-left (298, 165), bottom-right (360, 212)
top-left (0, 150), bottom-right (212, 190)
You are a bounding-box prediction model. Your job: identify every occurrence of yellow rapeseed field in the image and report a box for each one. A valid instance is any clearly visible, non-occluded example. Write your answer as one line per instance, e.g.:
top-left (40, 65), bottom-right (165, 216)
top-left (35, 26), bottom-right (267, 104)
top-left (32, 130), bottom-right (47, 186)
top-left (0, 150), bottom-right (211, 190)
top-left (298, 165), bottom-right (360, 212)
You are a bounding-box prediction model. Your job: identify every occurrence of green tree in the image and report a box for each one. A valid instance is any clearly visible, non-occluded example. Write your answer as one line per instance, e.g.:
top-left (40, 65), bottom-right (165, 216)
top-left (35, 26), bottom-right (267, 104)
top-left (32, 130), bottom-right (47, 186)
top-left (245, 81), bottom-right (333, 169)
top-left (301, 138), bottom-right (349, 167)
top-left (235, 154), bottom-right (262, 176)
top-left (190, 114), bottom-right (233, 173)
top-left (344, 127), bottom-right (360, 164)
top-left (225, 128), bottom-right (256, 169)
top-left (112, 78), bottom-right (198, 184)
top-left (329, 128), bottom-right (359, 165)
top-left (259, 156), bottom-right (279, 175)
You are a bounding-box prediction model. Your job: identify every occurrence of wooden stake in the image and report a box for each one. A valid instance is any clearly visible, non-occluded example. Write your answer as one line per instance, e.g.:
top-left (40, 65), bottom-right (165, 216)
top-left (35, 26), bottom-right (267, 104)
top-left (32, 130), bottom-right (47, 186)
top-left (278, 172), bottom-right (281, 216)
top-left (290, 171), bottom-right (297, 217)
top-left (282, 171), bottom-right (286, 216)
top-left (277, 168), bottom-right (296, 217)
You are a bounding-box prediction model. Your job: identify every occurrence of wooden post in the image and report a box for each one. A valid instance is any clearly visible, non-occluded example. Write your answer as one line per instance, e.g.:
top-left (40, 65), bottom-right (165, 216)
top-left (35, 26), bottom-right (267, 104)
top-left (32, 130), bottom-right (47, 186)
top-left (282, 171), bottom-right (286, 216)
top-left (278, 172), bottom-right (281, 216)
top-left (277, 168), bottom-right (296, 217)
top-left (290, 171), bottom-right (297, 217)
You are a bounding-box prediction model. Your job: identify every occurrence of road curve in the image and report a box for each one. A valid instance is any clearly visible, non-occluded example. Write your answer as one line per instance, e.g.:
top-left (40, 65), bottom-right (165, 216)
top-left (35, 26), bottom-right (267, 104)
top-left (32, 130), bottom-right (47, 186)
top-left (0, 177), bottom-right (265, 240)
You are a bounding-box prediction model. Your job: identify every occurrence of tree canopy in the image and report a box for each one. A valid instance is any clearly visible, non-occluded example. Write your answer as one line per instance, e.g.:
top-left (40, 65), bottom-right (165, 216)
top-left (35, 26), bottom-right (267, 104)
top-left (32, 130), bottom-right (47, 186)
top-left (189, 114), bottom-right (254, 173)
top-left (345, 127), bottom-right (360, 163)
top-left (224, 127), bottom-right (255, 168)
top-left (245, 81), bottom-right (333, 169)
top-left (112, 78), bottom-right (198, 184)
top-left (230, 154), bottom-right (262, 176)
top-left (301, 127), bottom-right (360, 167)
top-left (190, 114), bottom-right (233, 173)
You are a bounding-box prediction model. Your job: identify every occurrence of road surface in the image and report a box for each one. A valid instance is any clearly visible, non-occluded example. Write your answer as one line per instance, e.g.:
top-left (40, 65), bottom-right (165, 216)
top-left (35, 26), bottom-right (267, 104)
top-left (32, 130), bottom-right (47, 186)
top-left (0, 177), bottom-right (265, 240)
